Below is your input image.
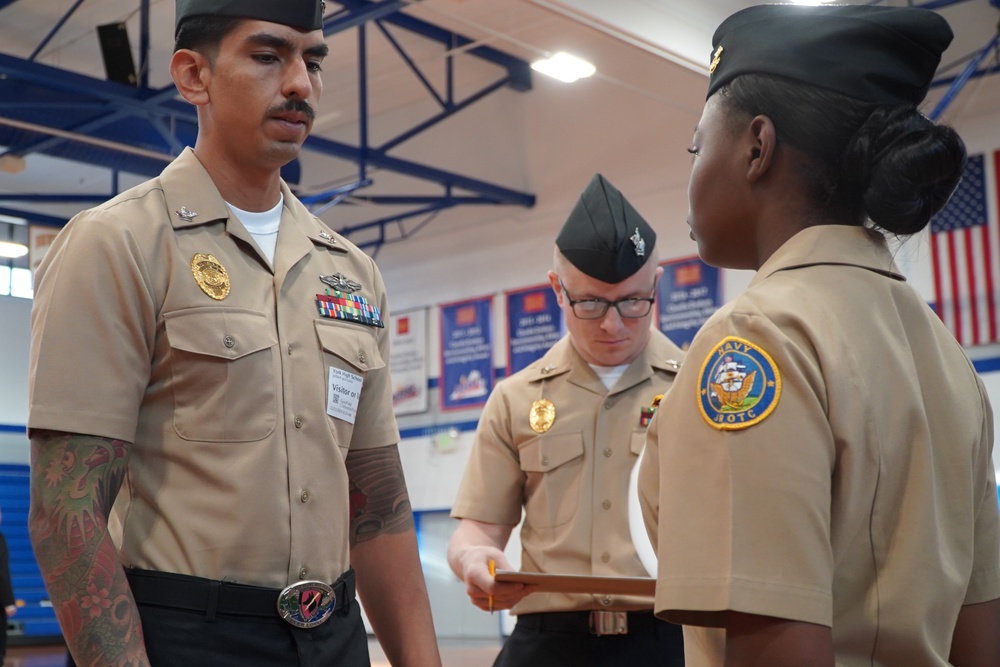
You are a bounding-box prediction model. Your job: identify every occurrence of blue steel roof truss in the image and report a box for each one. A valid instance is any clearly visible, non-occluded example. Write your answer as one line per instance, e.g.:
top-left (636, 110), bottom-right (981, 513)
top-left (0, 0), bottom-right (536, 253)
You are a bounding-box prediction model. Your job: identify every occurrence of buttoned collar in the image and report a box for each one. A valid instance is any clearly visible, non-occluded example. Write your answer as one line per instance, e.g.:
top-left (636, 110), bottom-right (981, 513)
top-left (158, 148), bottom-right (347, 256)
top-left (527, 331), bottom-right (682, 396)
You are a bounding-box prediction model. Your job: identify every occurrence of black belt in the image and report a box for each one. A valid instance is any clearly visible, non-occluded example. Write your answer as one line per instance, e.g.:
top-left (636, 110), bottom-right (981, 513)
top-left (517, 610), bottom-right (660, 636)
top-left (126, 567), bottom-right (354, 628)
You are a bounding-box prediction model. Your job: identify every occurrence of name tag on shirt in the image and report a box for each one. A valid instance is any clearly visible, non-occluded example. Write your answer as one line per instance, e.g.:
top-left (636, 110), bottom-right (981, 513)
top-left (328, 367), bottom-right (363, 424)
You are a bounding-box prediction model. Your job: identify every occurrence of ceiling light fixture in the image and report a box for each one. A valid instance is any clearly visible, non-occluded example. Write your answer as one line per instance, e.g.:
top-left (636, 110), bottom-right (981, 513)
top-left (531, 52), bottom-right (596, 83)
top-left (0, 154), bottom-right (26, 174)
top-left (0, 241), bottom-right (28, 259)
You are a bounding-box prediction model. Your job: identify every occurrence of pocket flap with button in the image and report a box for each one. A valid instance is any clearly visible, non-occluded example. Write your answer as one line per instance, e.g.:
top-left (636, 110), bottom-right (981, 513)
top-left (520, 431), bottom-right (584, 472)
top-left (165, 309), bottom-right (276, 360)
top-left (315, 320), bottom-right (385, 372)
top-left (630, 429), bottom-right (647, 456)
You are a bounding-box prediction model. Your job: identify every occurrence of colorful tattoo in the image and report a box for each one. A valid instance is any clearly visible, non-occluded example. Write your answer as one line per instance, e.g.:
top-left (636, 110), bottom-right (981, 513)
top-left (345, 445), bottom-right (414, 544)
top-left (29, 431), bottom-right (149, 667)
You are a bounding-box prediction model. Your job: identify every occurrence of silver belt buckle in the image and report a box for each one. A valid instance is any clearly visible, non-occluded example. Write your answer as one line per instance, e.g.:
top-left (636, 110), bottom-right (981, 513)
top-left (589, 610), bottom-right (628, 635)
top-left (277, 580), bottom-right (335, 628)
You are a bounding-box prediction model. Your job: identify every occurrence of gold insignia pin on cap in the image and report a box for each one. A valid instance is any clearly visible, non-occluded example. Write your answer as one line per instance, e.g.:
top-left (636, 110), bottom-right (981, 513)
top-left (529, 399), bottom-right (556, 434)
top-left (710, 45), bottom-right (723, 74)
top-left (191, 253), bottom-right (230, 300)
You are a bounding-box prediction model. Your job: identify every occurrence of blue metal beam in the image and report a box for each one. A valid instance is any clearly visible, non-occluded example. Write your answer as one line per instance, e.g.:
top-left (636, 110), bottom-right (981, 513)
top-left (0, 1), bottom-right (536, 253)
top-left (324, 1), bottom-right (409, 33)
top-left (333, 0), bottom-right (532, 91)
top-left (303, 135), bottom-right (534, 207)
top-left (0, 206), bottom-right (66, 227)
top-left (912, 0), bottom-right (976, 9)
top-left (0, 194), bottom-right (111, 203)
top-left (28, 0), bottom-right (87, 62)
top-left (929, 31), bottom-right (1000, 120)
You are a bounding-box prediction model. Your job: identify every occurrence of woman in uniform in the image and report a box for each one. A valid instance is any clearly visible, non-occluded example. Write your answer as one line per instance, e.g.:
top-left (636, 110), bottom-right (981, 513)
top-left (639, 4), bottom-right (1000, 666)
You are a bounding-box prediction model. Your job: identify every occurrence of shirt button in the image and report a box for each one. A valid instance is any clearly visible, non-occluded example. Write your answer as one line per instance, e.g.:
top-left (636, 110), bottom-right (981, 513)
top-left (300, 490), bottom-right (310, 503)
top-left (604, 400), bottom-right (612, 410)
top-left (601, 596), bottom-right (612, 606)
top-left (287, 344), bottom-right (293, 355)
top-left (541, 457), bottom-right (549, 466)
top-left (299, 567), bottom-right (308, 579)
top-left (601, 552), bottom-right (611, 563)
top-left (602, 500), bottom-right (611, 510)
top-left (294, 416), bottom-right (303, 429)
top-left (603, 448), bottom-right (612, 458)
top-left (223, 334), bottom-right (235, 349)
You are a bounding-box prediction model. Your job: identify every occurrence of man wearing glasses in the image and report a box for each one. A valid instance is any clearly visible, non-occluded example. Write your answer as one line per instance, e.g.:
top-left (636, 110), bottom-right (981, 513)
top-left (447, 174), bottom-right (686, 666)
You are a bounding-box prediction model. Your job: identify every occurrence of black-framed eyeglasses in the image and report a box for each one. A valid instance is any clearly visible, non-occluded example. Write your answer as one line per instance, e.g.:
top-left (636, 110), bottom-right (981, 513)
top-left (558, 279), bottom-right (656, 320)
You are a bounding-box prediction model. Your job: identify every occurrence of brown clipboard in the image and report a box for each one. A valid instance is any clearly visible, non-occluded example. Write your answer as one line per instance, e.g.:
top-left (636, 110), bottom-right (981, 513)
top-left (494, 570), bottom-right (655, 597)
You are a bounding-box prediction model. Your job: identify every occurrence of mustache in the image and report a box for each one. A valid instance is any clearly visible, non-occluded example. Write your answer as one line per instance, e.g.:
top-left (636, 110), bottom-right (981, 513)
top-left (269, 99), bottom-right (315, 121)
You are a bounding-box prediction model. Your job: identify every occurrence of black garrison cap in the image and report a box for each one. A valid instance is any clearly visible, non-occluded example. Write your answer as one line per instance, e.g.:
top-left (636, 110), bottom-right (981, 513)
top-left (556, 174), bottom-right (656, 284)
top-left (175, 0), bottom-right (325, 36)
top-left (707, 4), bottom-right (953, 106)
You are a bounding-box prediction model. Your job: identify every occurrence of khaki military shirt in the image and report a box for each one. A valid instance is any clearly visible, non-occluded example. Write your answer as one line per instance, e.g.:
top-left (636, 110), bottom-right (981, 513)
top-left (640, 225), bottom-right (1000, 666)
top-left (452, 331), bottom-right (684, 614)
top-left (29, 148), bottom-right (399, 589)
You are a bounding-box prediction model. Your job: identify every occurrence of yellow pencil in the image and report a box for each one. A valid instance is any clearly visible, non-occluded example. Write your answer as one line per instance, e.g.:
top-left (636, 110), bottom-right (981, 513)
top-left (488, 559), bottom-right (496, 614)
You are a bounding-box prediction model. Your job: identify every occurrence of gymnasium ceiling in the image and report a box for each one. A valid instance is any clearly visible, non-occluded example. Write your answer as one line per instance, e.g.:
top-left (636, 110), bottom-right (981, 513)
top-left (0, 0), bottom-right (998, 253)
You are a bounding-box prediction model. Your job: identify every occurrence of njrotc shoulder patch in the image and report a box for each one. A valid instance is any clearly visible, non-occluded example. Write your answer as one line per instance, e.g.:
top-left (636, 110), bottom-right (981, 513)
top-left (698, 336), bottom-right (781, 430)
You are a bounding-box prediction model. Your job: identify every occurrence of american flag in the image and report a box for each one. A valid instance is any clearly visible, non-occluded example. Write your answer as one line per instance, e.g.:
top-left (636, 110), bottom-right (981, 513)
top-left (929, 151), bottom-right (1000, 347)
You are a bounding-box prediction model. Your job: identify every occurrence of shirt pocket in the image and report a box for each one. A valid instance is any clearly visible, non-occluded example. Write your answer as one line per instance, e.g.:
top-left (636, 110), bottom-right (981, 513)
top-left (164, 308), bottom-right (278, 442)
top-left (314, 321), bottom-right (385, 448)
top-left (519, 431), bottom-right (585, 528)
top-left (314, 320), bottom-right (385, 375)
top-left (630, 429), bottom-right (646, 457)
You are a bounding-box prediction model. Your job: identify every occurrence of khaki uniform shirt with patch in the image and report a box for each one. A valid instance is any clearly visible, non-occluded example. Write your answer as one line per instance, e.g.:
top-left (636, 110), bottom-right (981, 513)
top-left (639, 225), bottom-right (1000, 666)
top-left (29, 148), bottom-right (399, 589)
top-left (452, 331), bottom-right (684, 614)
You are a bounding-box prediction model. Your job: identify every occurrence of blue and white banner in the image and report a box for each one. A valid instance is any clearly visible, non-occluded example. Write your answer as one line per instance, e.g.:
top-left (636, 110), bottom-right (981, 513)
top-left (657, 256), bottom-right (721, 350)
top-left (440, 296), bottom-right (494, 411)
top-left (506, 284), bottom-right (563, 375)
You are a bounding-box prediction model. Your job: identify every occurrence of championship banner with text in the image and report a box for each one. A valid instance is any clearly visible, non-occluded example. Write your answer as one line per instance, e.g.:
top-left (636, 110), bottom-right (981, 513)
top-left (440, 296), bottom-right (494, 411)
top-left (389, 307), bottom-right (429, 416)
top-left (506, 284), bottom-right (563, 375)
top-left (657, 256), bottom-right (721, 350)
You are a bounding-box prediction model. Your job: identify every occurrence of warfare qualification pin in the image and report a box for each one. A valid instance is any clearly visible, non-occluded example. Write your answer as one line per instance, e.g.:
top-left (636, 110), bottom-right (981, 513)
top-left (191, 253), bottom-right (231, 300)
top-left (630, 228), bottom-right (645, 257)
top-left (529, 399), bottom-right (556, 434)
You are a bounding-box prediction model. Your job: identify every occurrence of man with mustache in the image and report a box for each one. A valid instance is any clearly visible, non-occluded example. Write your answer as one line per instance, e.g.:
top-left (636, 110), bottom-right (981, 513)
top-left (27, 1), bottom-right (441, 665)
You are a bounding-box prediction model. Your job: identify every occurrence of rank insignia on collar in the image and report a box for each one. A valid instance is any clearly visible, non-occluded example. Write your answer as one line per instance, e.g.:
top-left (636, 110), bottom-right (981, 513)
top-left (529, 399), bottom-right (556, 434)
top-left (630, 228), bottom-right (646, 257)
top-left (698, 336), bottom-right (781, 430)
top-left (539, 365), bottom-right (557, 375)
top-left (191, 253), bottom-right (230, 300)
top-left (316, 289), bottom-right (384, 328)
top-left (176, 206), bottom-right (198, 222)
top-left (320, 273), bottom-right (361, 293)
top-left (318, 229), bottom-right (334, 241)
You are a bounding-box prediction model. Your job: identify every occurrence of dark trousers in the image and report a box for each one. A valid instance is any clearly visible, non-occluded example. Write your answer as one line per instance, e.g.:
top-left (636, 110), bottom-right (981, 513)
top-left (125, 569), bottom-right (370, 667)
top-left (494, 611), bottom-right (685, 667)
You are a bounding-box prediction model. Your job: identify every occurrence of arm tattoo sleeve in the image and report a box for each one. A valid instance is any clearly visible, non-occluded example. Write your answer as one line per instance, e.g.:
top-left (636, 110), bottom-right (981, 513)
top-left (29, 430), bottom-right (148, 667)
top-left (345, 445), bottom-right (414, 545)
